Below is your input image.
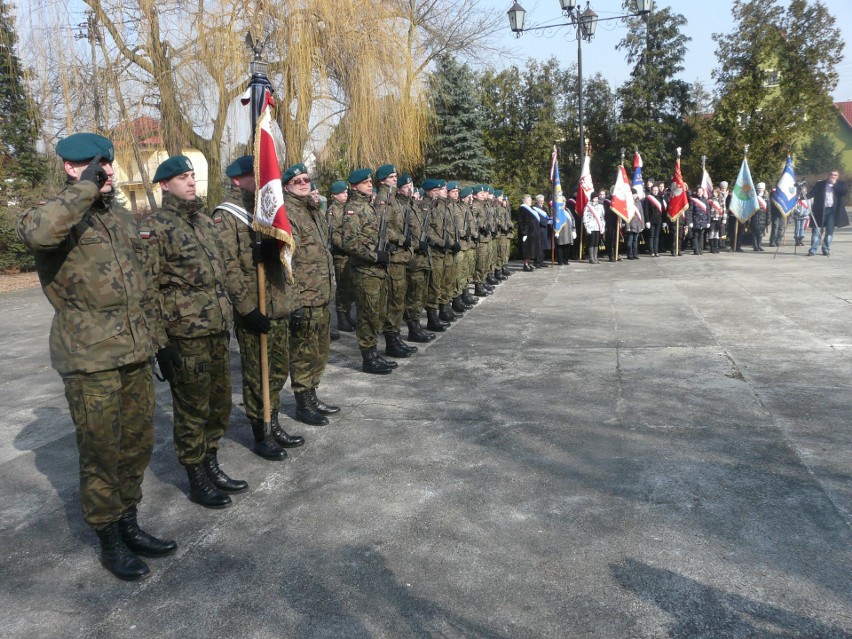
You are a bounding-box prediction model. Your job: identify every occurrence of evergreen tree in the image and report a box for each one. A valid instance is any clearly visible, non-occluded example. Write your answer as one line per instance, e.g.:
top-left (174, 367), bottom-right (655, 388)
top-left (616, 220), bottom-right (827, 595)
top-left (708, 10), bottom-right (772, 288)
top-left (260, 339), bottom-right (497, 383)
top-left (425, 54), bottom-right (493, 182)
top-left (615, 5), bottom-right (694, 184)
top-left (711, 0), bottom-right (844, 181)
top-left (798, 133), bottom-right (841, 179)
top-left (0, 0), bottom-right (44, 188)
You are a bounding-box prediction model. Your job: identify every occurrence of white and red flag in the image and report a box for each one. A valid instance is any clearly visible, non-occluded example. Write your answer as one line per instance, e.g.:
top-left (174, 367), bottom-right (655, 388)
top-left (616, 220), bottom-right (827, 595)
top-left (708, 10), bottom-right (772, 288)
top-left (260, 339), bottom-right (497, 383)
top-left (667, 150), bottom-right (689, 221)
top-left (576, 154), bottom-right (594, 218)
top-left (610, 165), bottom-right (637, 222)
top-left (252, 90), bottom-right (295, 282)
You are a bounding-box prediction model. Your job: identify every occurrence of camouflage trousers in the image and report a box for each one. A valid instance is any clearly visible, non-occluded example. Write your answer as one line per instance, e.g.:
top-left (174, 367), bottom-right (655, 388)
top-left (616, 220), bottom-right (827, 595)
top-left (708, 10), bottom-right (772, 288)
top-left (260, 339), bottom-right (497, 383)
top-left (235, 318), bottom-right (289, 421)
top-left (426, 251), bottom-right (446, 309)
top-left (333, 254), bottom-right (353, 312)
top-left (404, 267), bottom-right (429, 322)
top-left (465, 247), bottom-right (476, 284)
top-left (442, 250), bottom-right (458, 303)
top-left (382, 261), bottom-right (408, 336)
top-left (289, 304), bottom-right (330, 393)
top-left (475, 241), bottom-right (491, 282)
top-left (170, 333), bottom-right (231, 466)
top-left (353, 268), bottom-right (388, 349)
top-left (495, 236), bottom-right (507, 268)
top-left (61, 361), bottom-right (155, 529)
top-left (454, 249), bottom-right (468, 296)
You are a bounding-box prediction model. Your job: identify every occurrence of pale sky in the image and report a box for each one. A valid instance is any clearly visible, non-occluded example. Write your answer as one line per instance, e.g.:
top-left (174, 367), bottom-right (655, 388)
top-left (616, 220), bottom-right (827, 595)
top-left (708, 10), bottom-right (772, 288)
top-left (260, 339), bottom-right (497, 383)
top-left (485, 0), bottom-right (852, 103)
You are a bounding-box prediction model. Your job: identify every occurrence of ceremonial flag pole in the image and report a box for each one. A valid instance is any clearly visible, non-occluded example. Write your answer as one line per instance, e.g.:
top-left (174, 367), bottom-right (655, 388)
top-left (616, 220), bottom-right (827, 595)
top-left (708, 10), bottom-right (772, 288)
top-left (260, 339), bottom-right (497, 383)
top-left (771, 152), bottom-right (798, 259)
top-left (576, 142), bottom-right (594, 262)
top-left (667, 147), bottom-right (689, 257)
top-left (550, 146), bottom-right (569, 266)
top-left (729, 145), bottom-right (759, 253)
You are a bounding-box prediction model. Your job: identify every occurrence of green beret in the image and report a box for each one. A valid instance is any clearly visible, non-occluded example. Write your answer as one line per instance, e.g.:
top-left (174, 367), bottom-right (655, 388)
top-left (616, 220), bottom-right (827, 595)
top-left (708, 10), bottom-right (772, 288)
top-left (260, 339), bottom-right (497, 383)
top-left (487, 186), bottom-right (495, 195)
top-left (437, 179), bottom-right (447, 189)
top-left (459, 187), bottom-right (473, 199)
top-left (348, 168), bottom-right (372, 184)
top-left (472, 185), bottom-right (485, 194)
top-left (495, 189), bottom-right (504, 197)
top-left (153, 155), bottom-right (194, 183)
top-left (417, 188), bottom-right (425, 197)
top-left (225, 155), bottom-right (253, 178)
top-left (398, 173), bottom-right (412, 187)
top-left (421, 178), bottom-right (441, 191)
top-left (446, 181), bottom-right (458, 191)
top-left (311, 181), bottom-right (318, 191)
top-left (282, 163), bottom-right (308, 184)
top-left (329, 180), bottom-right (348, 195)
top-left (375, 164), bottom-right (396, 181)
top-left (56, 132), bottom-right (114, 163)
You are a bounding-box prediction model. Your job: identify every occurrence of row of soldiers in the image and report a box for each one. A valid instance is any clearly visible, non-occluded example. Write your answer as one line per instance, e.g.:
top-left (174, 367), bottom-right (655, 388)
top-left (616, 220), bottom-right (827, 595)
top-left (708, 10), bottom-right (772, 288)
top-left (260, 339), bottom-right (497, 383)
top-left (327, 168), bottom-right (513, 374)
top-left (17, 132), bottom-right (514, 582)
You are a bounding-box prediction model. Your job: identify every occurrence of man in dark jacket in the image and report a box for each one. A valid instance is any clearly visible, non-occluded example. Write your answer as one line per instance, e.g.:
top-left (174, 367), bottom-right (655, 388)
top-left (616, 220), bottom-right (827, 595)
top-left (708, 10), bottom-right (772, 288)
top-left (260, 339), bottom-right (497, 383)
top-left (808, 169), bottom-right (848, 256)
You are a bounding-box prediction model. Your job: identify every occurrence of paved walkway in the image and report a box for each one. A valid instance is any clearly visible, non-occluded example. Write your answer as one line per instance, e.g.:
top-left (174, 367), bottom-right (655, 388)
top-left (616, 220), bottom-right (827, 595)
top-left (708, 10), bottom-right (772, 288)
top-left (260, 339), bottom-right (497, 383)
top-left (2, 234), bottom-right (851, 638)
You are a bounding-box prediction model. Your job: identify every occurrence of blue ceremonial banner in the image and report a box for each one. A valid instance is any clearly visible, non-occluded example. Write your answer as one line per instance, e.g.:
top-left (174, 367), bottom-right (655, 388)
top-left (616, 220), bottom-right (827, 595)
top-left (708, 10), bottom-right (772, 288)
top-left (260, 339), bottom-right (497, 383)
top-left (771, 155), bottom-right (798, 218)
top-left (729, 157), bottom-right (759, 223)
top-left (552, 155), bottom-right (569, 235)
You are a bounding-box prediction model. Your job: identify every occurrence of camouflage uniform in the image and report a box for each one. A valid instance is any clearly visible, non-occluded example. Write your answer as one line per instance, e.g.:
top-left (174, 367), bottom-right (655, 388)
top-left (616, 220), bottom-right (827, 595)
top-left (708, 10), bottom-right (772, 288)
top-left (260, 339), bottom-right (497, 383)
top-left (284, 191), bottom-right (335, 393)
top-left (17, 180), bottom-right (156, 529)
top-left (443, 198), bottom-right (461, 302)
top-left (213, 190), bottom-right (297, 421)
top-left (139, 193), bottom-right (237, 466)
top-left (464, 200), bottom-right (479, 286)
top-left (404, 196), bottom-right (432, 323)
top-left (426, 196), bottom-right (450, 310)
top-left (473, 199), bottom-right (492, 282)
top-left (328, 199), bottom-right (353, 317)
top-left (377, 184), bottom-right (413, 337)
top-left (343, 189), bottom-right (388, 349)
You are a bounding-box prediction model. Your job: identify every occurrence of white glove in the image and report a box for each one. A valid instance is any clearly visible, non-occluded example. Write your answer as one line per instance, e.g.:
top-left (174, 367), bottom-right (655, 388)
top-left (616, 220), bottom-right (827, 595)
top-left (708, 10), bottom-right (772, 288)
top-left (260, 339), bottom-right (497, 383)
top-left (522, 235), bottom-right (527, 242)
top-left (705, 223), bottom-right (710, 229)
top-left (645, 222), bottom-right (650, 229)
top-left (571, 231), bottom-right (577, 239)
top-left (688, 223), bottom-right (694, 228)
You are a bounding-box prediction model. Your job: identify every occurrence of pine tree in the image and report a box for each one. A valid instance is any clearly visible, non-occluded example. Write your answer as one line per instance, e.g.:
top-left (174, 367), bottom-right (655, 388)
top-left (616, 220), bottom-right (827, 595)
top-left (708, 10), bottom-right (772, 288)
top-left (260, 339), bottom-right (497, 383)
top-left (424, 54), bottom-right (493, 182)
top-left (798, 133), bottom-right (841, 179)
top-left (0, 0), bottom-right (44, 188)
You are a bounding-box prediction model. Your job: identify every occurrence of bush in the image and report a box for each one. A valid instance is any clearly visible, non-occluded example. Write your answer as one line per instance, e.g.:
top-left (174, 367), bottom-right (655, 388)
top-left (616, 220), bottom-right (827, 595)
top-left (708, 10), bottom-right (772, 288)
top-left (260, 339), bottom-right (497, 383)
top-left (0, 211), bottom-right (34, 272)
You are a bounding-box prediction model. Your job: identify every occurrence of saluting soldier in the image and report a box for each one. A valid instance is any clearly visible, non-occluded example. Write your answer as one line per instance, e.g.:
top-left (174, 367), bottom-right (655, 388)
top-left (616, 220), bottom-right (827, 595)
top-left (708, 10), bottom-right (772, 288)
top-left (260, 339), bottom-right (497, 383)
top-left (18, 133), bottom-right (176, 581)
top-left (213, 155), bottom-right (304, 460)
top-left (375, 164), bottom-right (417, 359)
top-left (280, 164), bottom-right (340, 424)
top-left (141, 155), bottom-right (247, 510)
top-left (328, 180), bottom-right (355, 332)
top-left (343, 168), bottom-right (396, 374)
top-left (402, 176), bottom-right (436, 343)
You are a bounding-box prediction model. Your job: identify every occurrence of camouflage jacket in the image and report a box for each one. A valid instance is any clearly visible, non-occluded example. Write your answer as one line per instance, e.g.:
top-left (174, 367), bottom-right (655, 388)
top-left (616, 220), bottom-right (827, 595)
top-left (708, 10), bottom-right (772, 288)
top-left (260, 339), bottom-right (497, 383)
top-left (427, 197), bottom-right (451, 251)
top-left (473, 200), bottom-right (491, 242)
top-left (455, 200), bottom-right (475, 250)
top-left (212, 190), bottom-right (297, 321)
top-left (408, 196), bottom-right (431, 271)
top-left (17, 180), bottom-right (155, 374)
top-left (342, 190), bottom-right (386, 276)
top-left (498, 203), bottom-right (514, 236)
top-left (328, 200), bottom-right (347, 255)
top-left (139, 193), bottom-right (235, 346)
top-left (374, 184), bottom-right (412, 264)
top-left (284, 192), bottom-right (335, 307)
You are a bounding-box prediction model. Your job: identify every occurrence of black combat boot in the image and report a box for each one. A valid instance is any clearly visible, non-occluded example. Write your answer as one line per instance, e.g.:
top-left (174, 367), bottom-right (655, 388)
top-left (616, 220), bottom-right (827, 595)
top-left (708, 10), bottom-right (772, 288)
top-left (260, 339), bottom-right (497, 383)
top-left (336, 309), bottom-right (355, 332)
top-left (474, 283), bottom-right (490, 297)
top-left (203, 451), bottom-right (249, 493)
top-left (309, 388), bottom-right (341, 414)
top-left (406, 320), bottom-right (434, 343)
top-left (502, 265), bottom-right (511, 277)
top-left (439, 304), bottom-right (457, 323)
top-left (392, 333), bottom-right (417, 353)
top-left (96, 522), bottom-right (150, 581)
top-left (250, 419), bottom-right (287, 459)
top-left (270, 414), bottom-right (305, 447)
top-left (330, 326), bottom-right (340, 341)
top-left (426, 308), bottom-right (448, 331)
top-left (486, 273), bottom-right (499, 285)
top-left (185, 463), bottom-right (232, 509)
top-left (294, 390), bottom-right (329, 425)
top-left (361, 347), bottom-right (393, 374)
top-left (494, 269), bottom-right (507, 281)
top-left (385, 333), bottom-right (413, 358)
top-left (451, 296), bottom-right (468, 313)
top-left (462, 289), bottom-right (478, 305)
top-left (118, 507), bottom-right (177, 558)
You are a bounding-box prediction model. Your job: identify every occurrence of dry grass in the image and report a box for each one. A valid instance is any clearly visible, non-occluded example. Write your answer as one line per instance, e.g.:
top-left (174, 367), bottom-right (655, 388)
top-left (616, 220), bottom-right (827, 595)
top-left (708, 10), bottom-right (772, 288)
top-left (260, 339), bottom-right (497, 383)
top-left (0, 272), bottom-right (39, 293)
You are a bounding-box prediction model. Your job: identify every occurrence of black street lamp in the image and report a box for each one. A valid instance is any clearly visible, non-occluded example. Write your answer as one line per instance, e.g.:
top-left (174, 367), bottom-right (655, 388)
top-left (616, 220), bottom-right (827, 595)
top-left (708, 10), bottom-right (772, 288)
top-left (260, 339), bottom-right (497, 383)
top-left (508, 0), bottom-right (652, 166)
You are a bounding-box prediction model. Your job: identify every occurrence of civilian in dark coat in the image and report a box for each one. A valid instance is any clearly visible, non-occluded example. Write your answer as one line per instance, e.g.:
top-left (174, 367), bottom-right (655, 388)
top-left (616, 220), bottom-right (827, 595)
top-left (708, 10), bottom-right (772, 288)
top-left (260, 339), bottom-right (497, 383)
top-left (518, 194), bottom-right (541, 271)
top-left (808, 169), bottom-right (848, 256)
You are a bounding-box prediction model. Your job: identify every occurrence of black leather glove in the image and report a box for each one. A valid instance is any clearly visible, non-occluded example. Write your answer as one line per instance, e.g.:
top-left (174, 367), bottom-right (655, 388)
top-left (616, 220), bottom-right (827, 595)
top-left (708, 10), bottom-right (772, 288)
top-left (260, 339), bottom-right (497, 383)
top-left (376, 250), bottom-right (390, 265)
top-left (155, 343), bottom-right (183, 383)
top-left (242, 308), bottom-right (271, 334)
top-left (252, 239), bottom-right (279, 266)
top-left (402, 236), bottom-right (412, 249)
top-left (79, 155), bottom-right (108, 189)
top-left (418, 240), bottom-right (428, 253)
top-left (289, 307), bottom-right (305, 334)
top-left (452, 241), bottom-right (462, 253)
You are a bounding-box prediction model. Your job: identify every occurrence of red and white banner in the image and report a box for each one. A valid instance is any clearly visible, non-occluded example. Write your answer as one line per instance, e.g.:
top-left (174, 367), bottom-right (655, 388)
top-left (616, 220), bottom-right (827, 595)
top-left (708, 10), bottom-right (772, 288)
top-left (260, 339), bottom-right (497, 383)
top-left (610, 165), bottom-right (637, 222)
top-left (252, 90), bottom-right (295, 282)
top-left (667, 155), bottom-right (689, 221)
top-left (576, 154), bottom-right (594, 219)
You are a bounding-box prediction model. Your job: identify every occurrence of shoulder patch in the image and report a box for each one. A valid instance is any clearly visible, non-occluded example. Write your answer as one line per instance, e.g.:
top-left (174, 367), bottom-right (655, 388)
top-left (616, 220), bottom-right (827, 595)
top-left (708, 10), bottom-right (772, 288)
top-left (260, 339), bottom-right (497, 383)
top-left (37, 201), bottom-right (47, 206)
top-left (139, 230), bottom-right (152, 240)
top-left (346, 209), bottom-right (355, 216)
top-left (212, 216), bottom-right (223, 224)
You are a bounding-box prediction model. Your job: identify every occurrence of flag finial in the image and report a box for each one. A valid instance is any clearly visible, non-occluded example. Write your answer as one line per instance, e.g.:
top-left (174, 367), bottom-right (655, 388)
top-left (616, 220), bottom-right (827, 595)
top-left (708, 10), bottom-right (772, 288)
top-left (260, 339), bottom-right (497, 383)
top-left (744, 144), bottom-right (749, 157)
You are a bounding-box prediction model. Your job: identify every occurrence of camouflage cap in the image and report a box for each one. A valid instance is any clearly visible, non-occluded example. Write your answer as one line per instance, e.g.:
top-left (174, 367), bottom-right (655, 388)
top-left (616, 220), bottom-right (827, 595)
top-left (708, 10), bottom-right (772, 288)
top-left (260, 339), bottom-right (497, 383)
top-left (225, 155), bottom-right (253, 178)
top-left (56, 132), bottom-right (114, 163)
top-left (153, 155), bottom-right (194, 183)
top-left (329, 180), bottom-right (348, 195)
top-left (282, 163), bottom-right (308, 184)
top-left (348, 168), bottom-right (372, 184)
top-left (375, 164), bottom-right (396, 181)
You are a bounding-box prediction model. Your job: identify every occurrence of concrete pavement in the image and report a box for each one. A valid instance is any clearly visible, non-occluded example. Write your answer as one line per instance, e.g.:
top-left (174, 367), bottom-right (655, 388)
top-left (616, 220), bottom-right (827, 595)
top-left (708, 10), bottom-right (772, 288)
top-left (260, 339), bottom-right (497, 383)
top-left (1, 233), bottom-right (850, 638)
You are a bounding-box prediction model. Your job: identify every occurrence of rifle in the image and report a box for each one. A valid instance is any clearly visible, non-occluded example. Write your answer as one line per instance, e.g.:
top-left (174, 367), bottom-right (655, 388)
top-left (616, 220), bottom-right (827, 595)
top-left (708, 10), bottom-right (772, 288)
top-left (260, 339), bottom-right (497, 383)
top-left (376, 203), bottom-right (390, 268)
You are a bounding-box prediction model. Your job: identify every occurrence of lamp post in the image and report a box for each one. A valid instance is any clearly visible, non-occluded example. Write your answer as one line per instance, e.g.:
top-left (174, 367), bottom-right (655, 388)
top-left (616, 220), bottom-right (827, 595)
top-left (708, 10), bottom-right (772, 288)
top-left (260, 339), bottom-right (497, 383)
top-left (508, 0), bottom-right (652, 167)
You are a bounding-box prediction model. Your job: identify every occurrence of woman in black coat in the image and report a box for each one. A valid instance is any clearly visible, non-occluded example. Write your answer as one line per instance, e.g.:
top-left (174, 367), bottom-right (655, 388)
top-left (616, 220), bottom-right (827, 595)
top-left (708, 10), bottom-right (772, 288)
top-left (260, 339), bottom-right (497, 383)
top-left (517, 194), bottom-right (541, 271)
